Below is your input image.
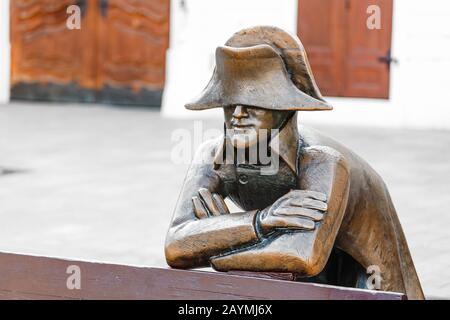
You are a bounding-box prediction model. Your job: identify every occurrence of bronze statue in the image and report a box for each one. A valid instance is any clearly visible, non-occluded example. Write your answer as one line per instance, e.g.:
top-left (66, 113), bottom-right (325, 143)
top-left (165, 26), bottom-right (424, 300)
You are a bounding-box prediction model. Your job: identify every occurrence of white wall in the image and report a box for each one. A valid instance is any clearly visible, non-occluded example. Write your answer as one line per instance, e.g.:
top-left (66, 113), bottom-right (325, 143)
top-left (162, 0), bottom-right (450, 129)
top-left (162, 0), bottom-right (298, 119)
top-left (0, 0), bottom-right (10, 104)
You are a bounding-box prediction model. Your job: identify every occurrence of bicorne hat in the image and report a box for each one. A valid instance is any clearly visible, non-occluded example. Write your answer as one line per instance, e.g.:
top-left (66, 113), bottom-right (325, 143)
top-left (185, 26), bottom-right (332, 111)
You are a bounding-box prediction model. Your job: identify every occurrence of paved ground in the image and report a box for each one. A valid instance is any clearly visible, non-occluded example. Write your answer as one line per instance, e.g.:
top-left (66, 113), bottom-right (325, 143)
top-left (0, 102), bottom-right (449, 298)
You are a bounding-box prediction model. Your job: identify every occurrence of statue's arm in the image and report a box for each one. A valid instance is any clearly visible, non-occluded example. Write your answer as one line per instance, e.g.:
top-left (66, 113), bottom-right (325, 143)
top-left (210, 146), bottom-right (350, 276)
top-left (165, 141), bottom-right (259, 269)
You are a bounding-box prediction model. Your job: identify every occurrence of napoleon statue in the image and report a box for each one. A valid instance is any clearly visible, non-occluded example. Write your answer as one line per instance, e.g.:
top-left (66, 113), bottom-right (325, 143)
top-left (164, 26), bottom-right (424, 300)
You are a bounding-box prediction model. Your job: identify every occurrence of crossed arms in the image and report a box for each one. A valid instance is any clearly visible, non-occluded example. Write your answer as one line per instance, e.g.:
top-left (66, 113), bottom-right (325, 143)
top-left (165, 142), bottom-right (350, 276)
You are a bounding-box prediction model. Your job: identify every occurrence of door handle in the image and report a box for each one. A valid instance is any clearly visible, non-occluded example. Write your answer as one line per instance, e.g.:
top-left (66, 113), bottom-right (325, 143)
top-left (378, 50), bottom-right (398, 67)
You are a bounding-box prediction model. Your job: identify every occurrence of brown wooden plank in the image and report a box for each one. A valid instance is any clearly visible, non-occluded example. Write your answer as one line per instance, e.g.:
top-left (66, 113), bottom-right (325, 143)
top-left (0, 251), bottom-right (405, 300)
top-left (228, 271), bottom-right (296, 281)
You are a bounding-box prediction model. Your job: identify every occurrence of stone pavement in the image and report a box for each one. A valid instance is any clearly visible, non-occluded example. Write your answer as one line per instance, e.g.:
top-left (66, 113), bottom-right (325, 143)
top-left (0, 102), bottom-right (449, 298)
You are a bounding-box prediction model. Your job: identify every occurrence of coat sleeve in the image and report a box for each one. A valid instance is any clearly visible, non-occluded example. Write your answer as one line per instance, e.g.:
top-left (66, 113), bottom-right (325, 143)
top-left (165, 139), bottom-right (259, 269)
top-left (210, 146), bottom-right (350, 276)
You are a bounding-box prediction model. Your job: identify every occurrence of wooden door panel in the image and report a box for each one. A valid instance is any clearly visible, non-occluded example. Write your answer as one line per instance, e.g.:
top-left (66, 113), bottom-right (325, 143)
top-left (97, 0), bottom-right (170, 106)
top-left (298, 0), bottom-right (393, 99)
top-left (10, 0), bottom-right (170, 106)
top-left (344, 0), bottom-right (393, 98)
top-left (298, 0), bottom-right (345, 96)
top-left (10, 0), bottom-right (98, 102)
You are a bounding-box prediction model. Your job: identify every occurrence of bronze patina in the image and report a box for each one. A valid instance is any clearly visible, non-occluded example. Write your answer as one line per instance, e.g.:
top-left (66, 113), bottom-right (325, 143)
top-left (165, 26), bottom-right (424, 300)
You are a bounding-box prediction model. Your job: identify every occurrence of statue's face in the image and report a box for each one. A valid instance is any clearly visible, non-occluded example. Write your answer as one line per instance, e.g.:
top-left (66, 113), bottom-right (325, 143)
top-left (224, 105), bottom-right (291, 149)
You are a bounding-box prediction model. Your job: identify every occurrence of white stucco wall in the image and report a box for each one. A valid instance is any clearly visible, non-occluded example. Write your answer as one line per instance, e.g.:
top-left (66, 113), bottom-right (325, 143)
top-left (162, 0), bottom-right (298, 119)
top-left (0, 0), bottom-right (10, 104)
top-left (162, 0), bottom-right (450, 129)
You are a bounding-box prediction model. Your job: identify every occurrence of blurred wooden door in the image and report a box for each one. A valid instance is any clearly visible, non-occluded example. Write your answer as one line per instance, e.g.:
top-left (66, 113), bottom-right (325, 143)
top-left (298, 0), bottom-right (393, 99)
top-left (97, 0), bottom-right (170, 105)
top-left (10, 0), bottom-right (170, 106)
top-left (10, 0), bottom-right (98, 102)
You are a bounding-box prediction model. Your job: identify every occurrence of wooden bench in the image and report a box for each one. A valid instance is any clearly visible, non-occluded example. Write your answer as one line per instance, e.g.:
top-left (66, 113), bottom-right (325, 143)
top-left (0, 251), bottom-right (405, 300)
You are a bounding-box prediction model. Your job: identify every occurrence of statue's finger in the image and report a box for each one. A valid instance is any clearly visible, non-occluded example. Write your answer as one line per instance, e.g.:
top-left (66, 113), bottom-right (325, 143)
top-left (289, 198), bottom-right (327, 211)
top-left (286, 189), bottom-right (306, 197)
top-left (274, 206), bottom-right (324, 221)
top-left (285, 190), bottom-right (322, 202)
top-left (271, 198), bottom-right (289, 212)
top-left (198, 188), bottom-right (220, 216)
top-left (267, 215), bottom-right (315, 230)
top-left (304, 190), bottom-right (327, 202)
top-left (192, 196), bottom-right (208, 219)
top-left (213, 193), bottom-right (229, 214)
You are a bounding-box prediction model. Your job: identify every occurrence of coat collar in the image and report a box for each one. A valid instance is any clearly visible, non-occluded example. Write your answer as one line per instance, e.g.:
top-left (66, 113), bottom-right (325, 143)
top-left (213, 114), bottom-right (300, 174)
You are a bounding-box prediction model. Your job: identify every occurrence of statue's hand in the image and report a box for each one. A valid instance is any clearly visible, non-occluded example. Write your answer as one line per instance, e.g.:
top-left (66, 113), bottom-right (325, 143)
top-left (259, 190), bottom-right (327, 235)
top-left (192, 188), bottom-right (230, 219)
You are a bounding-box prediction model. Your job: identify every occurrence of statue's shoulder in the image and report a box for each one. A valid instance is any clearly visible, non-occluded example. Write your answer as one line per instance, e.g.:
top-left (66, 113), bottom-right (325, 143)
top-left (298, 125), bottom-right (342, 149)
top-left (300, 145), bottom-right (350, 176)
top-left (298, 125), bottom-right (385, 186)
top-left (298, 125), bottom-right (350, 173)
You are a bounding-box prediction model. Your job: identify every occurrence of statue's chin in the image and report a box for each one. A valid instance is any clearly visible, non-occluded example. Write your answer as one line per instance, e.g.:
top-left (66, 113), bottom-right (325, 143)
top-left (230, 133), bottom-right (258, 149)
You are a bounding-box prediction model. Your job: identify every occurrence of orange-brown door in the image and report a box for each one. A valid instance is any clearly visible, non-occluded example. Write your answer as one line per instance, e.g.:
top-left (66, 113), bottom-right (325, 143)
top-left (10, 0), bottom-right (170, 106)
top-left (96, 0), bottom-right (170, 105)
top-left (297, 0), bottom-right (346, 97)
top-left (10, 0), bottom-right (98, 102)
top-left (298, 0), bottom-right (393, 99)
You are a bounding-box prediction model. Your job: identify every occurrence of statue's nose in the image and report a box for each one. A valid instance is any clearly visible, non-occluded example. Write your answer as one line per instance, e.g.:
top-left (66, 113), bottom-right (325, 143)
top-left (232, 105), bottom-right (249, 119)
